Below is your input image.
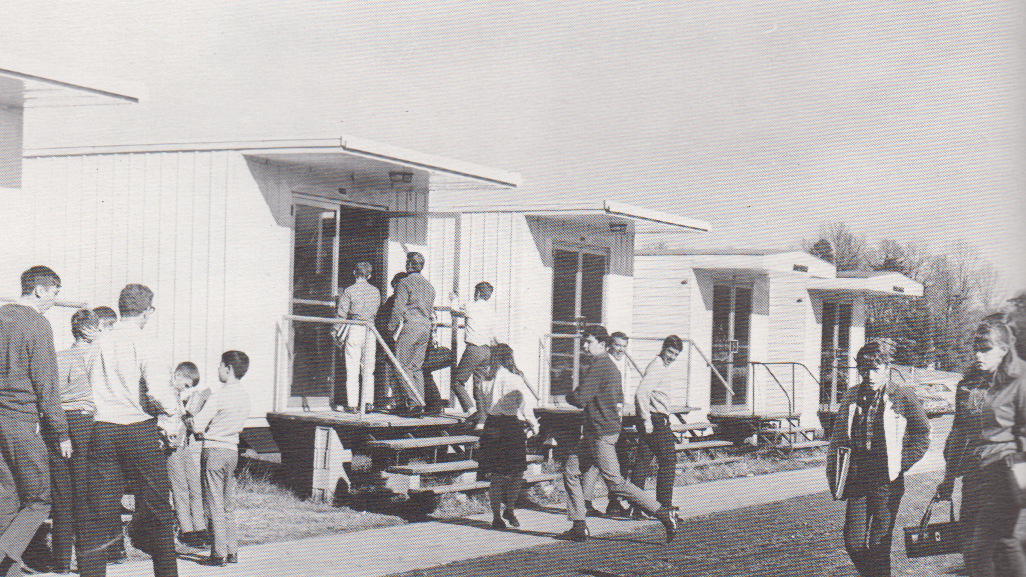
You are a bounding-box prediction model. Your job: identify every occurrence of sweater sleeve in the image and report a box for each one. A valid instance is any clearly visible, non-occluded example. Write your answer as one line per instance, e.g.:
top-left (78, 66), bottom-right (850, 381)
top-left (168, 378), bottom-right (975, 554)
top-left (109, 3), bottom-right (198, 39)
top-left (191, 386), bottom-right (221, 434)
top-left (31, 318), bottom-right (68, 443)
top-left (898, 386), bottom-right (931, 472)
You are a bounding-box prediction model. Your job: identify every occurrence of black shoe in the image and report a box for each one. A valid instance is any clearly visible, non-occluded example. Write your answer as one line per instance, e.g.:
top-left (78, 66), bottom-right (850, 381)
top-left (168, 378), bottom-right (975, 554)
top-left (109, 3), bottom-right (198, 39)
top-left (424, 405), bottom-right (446, 417)
top-left (503, 509), bottom-right (521, 528)
top-left (491, 517), bottom-right (507, 530)
top-left (202, 554), bottom-right (228, 567)
top-left (605, 500), bottom-right (629, 519)
top-left (584, 501), bottom-right (603, 518)
top-left (22, 557), bottom-right (54, 575)
top-left (558, 524), bottom-right (589, 542)
top-left (654, 507), bottom-right (678, 543)
top-left (226, 553), bottom-right (238, 564)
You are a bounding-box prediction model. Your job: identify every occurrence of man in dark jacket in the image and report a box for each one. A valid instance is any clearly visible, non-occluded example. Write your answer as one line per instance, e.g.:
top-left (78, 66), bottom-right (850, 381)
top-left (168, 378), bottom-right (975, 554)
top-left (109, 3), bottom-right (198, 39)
top-left (560, 325), bottom-right (678, 543)
top-left (827, 340), bottom-right (930, 577)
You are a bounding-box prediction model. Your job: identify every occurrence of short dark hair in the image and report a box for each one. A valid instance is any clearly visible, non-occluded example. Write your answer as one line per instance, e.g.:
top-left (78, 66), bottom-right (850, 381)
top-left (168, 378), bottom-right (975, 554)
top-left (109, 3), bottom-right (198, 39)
top-left (856, 339), bottom-right (894, 371)
top-left (354, 262), bottom-right (373, 279)
top-left (975, 313), bottom-right (1016, 354)
top-left (70, 308), bottom-right (99, 340)
top-left (222, 350), bottom-right (250, 379)
top-left (391, 272), bottom-right (409, 289)
top-left (93, 306), bottom-right (118, 327)
top-left (20, 266), bottom-right (60, 297)
top-left (474, 282), bottom-right (494, 299)
top-left (610, 331), bottom-right (629, 343)
top-left (118, 284), bottom-right (154, 317)
top-left (662, 335), bottom-right (683, 352)
top-left (583, 325), bottom-right (610, 345)
top-left (174, 361), bottom-right (201, 386)
top-left (406, 252), bottom-right (425, 272)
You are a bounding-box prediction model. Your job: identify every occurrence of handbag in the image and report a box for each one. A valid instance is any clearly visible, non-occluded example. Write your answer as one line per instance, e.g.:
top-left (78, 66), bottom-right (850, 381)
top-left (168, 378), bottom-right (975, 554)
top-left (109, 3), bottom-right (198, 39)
top-left (1004, 452), bottom-right (1026, 507)
top-left (903, 494), bottom-right (960, 558)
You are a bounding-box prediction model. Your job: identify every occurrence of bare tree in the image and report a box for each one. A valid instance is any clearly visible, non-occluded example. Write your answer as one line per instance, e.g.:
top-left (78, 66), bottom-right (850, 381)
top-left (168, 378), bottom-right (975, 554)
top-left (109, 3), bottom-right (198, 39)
top-left (803, 223), bottom-right (868, 272)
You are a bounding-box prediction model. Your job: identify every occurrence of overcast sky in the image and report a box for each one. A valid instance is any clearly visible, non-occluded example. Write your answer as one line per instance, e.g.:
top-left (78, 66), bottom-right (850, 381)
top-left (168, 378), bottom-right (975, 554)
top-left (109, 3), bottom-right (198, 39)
top-left (4, 1), bottom-right (1024, 294)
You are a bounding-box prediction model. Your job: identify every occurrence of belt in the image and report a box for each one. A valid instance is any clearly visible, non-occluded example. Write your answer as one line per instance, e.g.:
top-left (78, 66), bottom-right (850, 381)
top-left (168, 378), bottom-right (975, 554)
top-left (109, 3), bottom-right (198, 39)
top-left (64, 408), bottom-right (93, 416)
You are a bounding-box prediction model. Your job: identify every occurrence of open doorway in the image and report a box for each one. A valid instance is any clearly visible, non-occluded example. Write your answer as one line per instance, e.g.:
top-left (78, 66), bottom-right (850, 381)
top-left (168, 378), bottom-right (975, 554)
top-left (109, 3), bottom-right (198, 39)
top-left (289, 198), bottom-right (388, 407)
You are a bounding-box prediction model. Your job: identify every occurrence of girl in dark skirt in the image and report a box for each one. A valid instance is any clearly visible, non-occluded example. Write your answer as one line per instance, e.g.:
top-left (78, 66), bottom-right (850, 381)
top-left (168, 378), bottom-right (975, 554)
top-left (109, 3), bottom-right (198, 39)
top-left (476, 344), bottom-right (540, 530)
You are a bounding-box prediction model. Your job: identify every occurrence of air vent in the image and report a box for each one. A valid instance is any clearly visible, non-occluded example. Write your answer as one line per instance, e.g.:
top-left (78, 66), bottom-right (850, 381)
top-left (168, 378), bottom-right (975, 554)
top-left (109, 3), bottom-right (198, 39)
top-left (793, 264), bottom-right (809, 272)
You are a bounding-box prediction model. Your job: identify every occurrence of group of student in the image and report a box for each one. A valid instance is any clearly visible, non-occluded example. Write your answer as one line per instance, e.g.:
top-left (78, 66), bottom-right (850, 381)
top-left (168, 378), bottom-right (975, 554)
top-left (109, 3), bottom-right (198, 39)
top-left (461, 320), bottom-right (687, 544)
top-left (0, 266), bottom-right (251, 577)
top-left (826, 307), bottom-right (1026, 577)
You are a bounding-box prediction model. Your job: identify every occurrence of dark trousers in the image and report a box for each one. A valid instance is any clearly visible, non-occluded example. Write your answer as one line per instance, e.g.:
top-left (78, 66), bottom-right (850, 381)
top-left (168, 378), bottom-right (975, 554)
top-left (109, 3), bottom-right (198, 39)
top-left (630, 413), bottom-right (677, 508)
top-left (967, 461), bottom-right (1026, 577)
top-left (0, 414), bottom-right (51, 568)
top-left (844, 476), bottom-right (904, 577)
top-left (48, 410), bottom-right (93, 569)
top-left (78, 419), bottom-right (177, 577)
top-left (394, 321), bottom-right (432, 408)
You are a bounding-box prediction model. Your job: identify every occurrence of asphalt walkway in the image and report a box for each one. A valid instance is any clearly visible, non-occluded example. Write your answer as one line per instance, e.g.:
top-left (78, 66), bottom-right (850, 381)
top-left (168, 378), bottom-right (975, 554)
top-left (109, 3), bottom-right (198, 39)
top-left (76, 418), bottom-right (952, 577)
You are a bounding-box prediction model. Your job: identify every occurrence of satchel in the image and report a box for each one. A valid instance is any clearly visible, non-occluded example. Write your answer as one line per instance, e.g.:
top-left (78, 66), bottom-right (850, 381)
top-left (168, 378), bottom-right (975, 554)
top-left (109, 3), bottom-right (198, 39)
top-left (1005, 452), bottom-right (1026, 508)
top-left (903, 495), bottom-right (960, 558)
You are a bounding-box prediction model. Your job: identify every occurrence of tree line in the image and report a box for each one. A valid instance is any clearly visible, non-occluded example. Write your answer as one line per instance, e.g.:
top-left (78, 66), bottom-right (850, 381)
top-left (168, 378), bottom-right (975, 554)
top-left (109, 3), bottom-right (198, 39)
top-left (804, 223), bottom-right (1015, 373)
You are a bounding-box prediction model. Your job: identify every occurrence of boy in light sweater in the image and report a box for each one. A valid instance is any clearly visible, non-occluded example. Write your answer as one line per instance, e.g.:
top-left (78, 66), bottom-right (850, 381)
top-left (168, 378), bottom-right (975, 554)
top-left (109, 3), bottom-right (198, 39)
top-left (191, 351), bottom-right (251, 566)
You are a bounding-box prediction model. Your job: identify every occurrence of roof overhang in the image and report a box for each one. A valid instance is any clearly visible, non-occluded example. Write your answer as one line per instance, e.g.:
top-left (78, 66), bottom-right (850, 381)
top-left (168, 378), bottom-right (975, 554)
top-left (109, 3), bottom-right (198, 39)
top-left (480, 201), bottom-right (710, 232)
top-left (0, 55), bottom-right (142, 108)
top-left (807, 273), bottom-right (923, 297)
top-left (244, 136), bottom-right (522, 188)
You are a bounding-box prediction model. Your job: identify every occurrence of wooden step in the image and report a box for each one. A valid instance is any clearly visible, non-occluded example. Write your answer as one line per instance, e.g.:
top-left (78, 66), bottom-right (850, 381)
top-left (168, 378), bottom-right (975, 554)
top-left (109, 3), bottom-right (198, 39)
top-left (674, 440), bottom-right (733, 451)
top-left (680, 456), bottom-right (743, 468)
top-left (758, 426), bottom-right (821, 434)
top-left (366, 435), bottom-right (480, 452)
top-left (408, 472), bottom-right (558, 496)
top-left (671, 422), bottom-right (713, 432)
top-left (770, 440), bottom-right (829, 450)
top-left (386, 454), bottom-right (543, 476)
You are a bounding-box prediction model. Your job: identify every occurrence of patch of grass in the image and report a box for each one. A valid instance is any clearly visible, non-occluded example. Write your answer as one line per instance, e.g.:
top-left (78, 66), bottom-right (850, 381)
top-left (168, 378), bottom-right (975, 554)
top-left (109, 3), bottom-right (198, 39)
top-left (233, 461), bottom-right (405, 545)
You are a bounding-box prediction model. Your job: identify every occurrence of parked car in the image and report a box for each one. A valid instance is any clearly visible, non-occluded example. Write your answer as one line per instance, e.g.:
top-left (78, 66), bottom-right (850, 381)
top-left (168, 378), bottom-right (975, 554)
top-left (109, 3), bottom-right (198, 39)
top-left (914, 381), bottom-right (956, 416)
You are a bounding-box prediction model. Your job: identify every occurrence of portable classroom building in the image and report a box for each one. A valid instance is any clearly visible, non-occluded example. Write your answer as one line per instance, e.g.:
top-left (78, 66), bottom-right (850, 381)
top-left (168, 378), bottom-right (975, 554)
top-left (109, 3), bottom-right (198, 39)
top-left (3, 138), bottom-right (708, 430)
top-left (631, 249), bottom-right (923, 428)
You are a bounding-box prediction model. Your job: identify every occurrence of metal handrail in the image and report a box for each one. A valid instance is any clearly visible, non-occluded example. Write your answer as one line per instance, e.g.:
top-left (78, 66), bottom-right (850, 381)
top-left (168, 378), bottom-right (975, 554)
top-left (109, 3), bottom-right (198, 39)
top-left (282, 315), bottom-right (424, 409)
top-left (538, 334), bottom-right (733, 408)
top-left (629, 336), bottom-right (733, 403)
top-left (750, 362), bottom-right (795, 416)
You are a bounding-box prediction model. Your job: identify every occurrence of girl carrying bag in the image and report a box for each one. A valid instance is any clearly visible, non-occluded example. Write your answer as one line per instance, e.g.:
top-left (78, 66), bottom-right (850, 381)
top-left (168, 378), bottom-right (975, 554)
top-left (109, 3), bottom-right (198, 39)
top-left (903, 494), bottom-right (960, 558)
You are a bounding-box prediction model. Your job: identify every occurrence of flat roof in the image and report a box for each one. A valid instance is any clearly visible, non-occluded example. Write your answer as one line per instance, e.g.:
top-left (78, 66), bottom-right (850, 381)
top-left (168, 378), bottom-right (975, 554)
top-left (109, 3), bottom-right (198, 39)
top-left (26, 136), bottom-right (521, 188)
top-left (0, 55), bottom-right (142, 108)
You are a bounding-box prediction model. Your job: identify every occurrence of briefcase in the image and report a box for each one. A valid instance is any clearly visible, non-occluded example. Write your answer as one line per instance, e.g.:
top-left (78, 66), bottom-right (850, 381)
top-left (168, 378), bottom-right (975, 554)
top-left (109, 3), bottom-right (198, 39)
top-left (903, 495), bottom-right (960, 558)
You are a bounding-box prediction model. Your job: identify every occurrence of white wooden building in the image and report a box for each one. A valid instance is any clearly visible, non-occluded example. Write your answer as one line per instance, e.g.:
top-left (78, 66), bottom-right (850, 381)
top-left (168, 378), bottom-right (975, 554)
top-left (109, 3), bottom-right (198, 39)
top-left (1, 137), bottom-right (709, 428)
top-left (631, 249), bottom-right (923, 427)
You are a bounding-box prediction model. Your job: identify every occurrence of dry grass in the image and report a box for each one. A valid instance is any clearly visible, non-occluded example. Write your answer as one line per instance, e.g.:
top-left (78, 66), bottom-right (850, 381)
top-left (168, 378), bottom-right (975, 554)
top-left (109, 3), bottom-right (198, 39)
top-left (233, 463), bottom-right (405, 545)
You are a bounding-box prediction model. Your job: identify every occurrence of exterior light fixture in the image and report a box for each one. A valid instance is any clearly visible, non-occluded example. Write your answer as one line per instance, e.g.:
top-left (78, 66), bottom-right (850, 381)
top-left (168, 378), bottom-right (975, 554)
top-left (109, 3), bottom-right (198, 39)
top-left (389, 171), bottom-right (413, 184)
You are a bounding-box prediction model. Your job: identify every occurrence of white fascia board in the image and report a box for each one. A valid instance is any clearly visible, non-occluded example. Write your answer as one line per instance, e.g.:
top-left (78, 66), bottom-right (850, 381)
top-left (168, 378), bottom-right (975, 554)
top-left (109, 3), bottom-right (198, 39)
top-left (341, 135), bottom-right (522, 187)
top-left (0, 54), bottom-right (143, 104)
top-left (807, 274), bottom-right (924, 297)
top-left (603, 200), bottom-right (710, 232)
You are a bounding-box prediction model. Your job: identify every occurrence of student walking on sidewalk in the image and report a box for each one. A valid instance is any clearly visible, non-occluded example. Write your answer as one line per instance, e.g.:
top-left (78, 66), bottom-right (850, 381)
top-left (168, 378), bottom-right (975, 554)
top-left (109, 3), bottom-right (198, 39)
top-left (827, 339), bottom-right (930, 577)
top-left (560, 325), bottom-right (679, 543)
top-left (630, 335), bottom-right (684, 514)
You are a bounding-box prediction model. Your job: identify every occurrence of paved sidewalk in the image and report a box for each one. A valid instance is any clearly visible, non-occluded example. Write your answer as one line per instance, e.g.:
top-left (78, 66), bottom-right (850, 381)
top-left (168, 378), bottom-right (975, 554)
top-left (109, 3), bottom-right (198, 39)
top-left (79, 418), bottom-right (951, 577)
